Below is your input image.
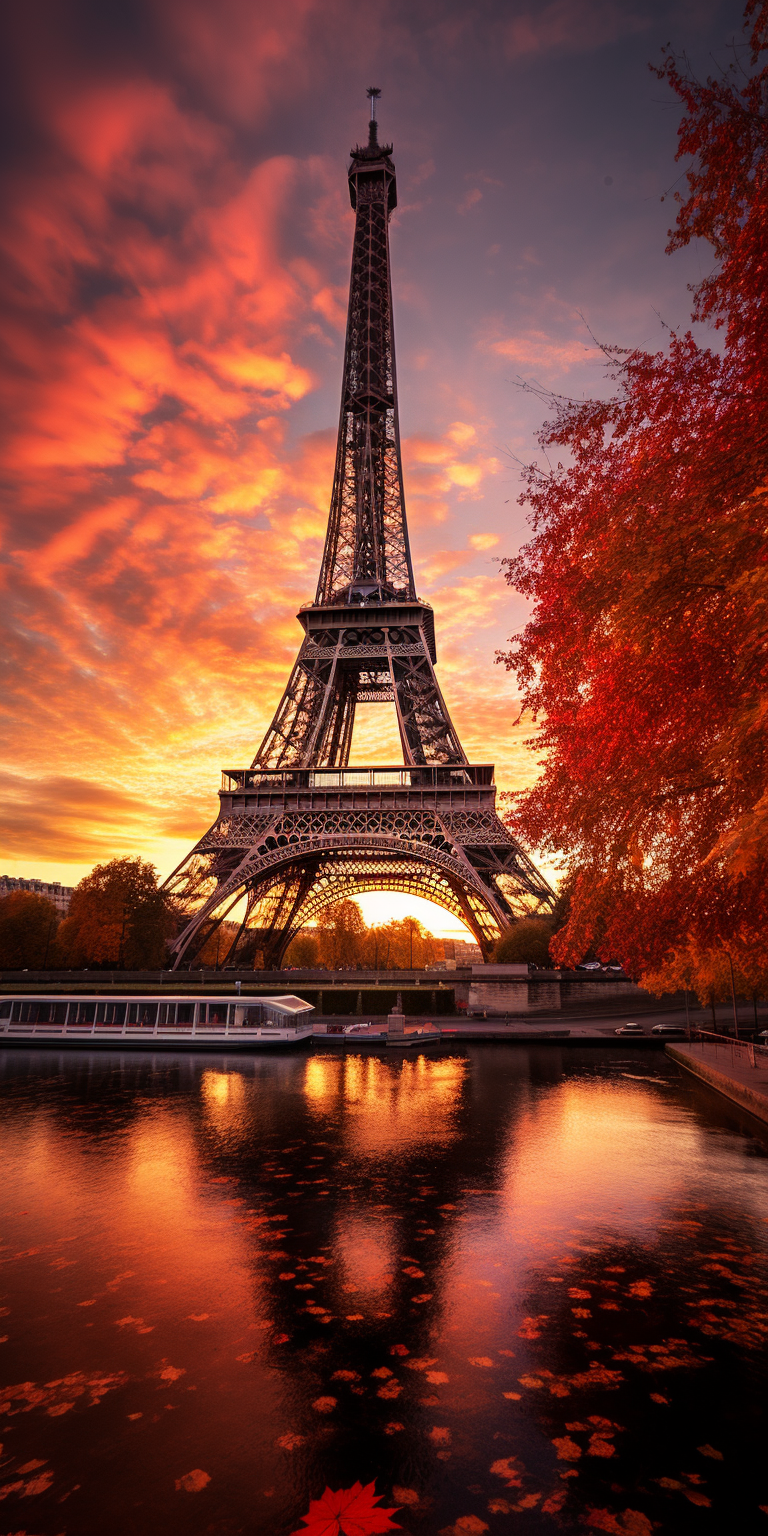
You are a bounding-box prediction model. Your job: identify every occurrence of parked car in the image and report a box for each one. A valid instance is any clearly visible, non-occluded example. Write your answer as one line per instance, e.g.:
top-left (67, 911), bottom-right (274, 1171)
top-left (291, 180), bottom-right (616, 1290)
top-left (758, 1030), bottom-right (768, 1044)
top-left (651, 1023), bottom-right (687, 1037)
top-left (578, 961), bottom-right (603, 971)
top-left (614, 1022), bottom-right (644, 1035)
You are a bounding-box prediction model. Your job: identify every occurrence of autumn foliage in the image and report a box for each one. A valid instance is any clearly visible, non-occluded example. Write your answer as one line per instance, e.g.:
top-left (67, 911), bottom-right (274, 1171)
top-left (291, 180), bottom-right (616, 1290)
top-left (500, 1), bottom-right (768, 990)
top-left (283, 901), bottom-right (442, 970)
top-left (290, 1481), bottom-right (400, 1536)
top-left (57, 857), bottom-right (176, 969)
top-left (0, 891), bottom-right (60, 968)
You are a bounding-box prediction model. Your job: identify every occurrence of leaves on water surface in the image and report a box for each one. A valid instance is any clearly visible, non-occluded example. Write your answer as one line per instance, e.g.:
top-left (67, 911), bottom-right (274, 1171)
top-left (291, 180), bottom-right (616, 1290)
top-left (584, 1510), bottom-right (652, 1535)
top-left (468, 1357), bottom-right (494, 1368)
top-left (552, 1438), bottom-right (582, 1461)
top-left (426, 1371), bottom-right (449, 1384)
top-left (290, 1479), bottom-right (400, 1536)
top-left (404, 1357), bottom-right (437, 1373)
top-left (383, 1422), bottom-right (404, 1435)
top-left (0, 1371), bottom-right (127, 1418)
top-left (411, 1294), bottom-right (433, 1304)
top-left (277, 1433), bottom-right (306, 1450)
top-left (568, 1289), bottom-right (591, 1300)
top-left (187, 1313), bottom-right (209, 1322)
top-left (649, 1393), bottom-right (668, 1404)
top-left (377, 1381), bottom-right (401, 1400)
top-left (502, 1392), bottom-right (521, 1400)
top-left (627, 1281), bottom-right (652, 1299)
top-left (587, 1437), bottom-right (615, 1458)
top-left (541, 1489), bottom-right (567, 1513)
top-left (391, 1487), bottom-right (419, 1506)
top-left (371, 1368), bottom-right (392, 1379)
top-left (389, 1345), bottom-right (409, 1357)
top-left (429, 1426), bottom-right (451, 1444)
top-left (517, 1315), bottom-right (548, 1339)
top-left (312, 1397), bottom-right (337, 1413)
top-left (489, 1457), bottom-right (523, 1487)
top-left (175, 1469), bottom-right (210, 1493)
top-left (332, 1371), bottom-right (360, 1382)
top-left (697, 1444), bottom-right (723, 1459)
top-left (157, 1365), bottom-right (185, 1382)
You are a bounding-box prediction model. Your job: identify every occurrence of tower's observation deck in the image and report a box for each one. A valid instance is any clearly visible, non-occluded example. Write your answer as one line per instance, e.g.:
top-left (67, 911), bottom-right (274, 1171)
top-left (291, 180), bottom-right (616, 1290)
top-left (164, 95), bottom-right (555, 967)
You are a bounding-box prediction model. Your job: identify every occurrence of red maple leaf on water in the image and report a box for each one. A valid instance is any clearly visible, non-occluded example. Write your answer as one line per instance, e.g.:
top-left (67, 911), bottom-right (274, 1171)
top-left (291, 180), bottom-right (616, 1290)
top-left (290, 1480), bottom-right (401, 1536)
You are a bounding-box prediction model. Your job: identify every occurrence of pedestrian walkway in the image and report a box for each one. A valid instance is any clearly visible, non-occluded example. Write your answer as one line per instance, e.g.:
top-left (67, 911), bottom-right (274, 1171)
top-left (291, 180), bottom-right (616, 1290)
top-left (666, 1034), bottom-right (768, 1125)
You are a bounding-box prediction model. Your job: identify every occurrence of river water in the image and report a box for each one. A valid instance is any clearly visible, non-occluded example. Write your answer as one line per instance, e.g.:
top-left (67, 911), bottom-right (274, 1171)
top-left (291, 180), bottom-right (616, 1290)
top-left (0, 1044), bottom-right (766, 1535)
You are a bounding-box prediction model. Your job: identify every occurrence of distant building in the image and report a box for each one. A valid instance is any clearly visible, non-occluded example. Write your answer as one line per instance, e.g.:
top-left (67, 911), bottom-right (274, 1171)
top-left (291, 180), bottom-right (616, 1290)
top-left (428, 937), bottom-right (484, 970)
top-left (0, 876), bottom-right (73, 915)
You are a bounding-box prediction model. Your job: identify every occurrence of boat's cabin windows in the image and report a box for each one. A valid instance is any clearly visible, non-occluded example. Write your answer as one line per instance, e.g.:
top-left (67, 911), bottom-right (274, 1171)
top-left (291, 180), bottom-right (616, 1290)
top-left (200, 1003), bottom-right (229, 1025)
top-left (127, 1002), bottom-right (157, 1025)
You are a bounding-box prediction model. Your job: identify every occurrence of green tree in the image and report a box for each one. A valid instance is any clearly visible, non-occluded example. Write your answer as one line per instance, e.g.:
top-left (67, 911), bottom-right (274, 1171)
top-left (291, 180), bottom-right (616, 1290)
top-left (57, 857), bottom-right (175, 969)
top-left (0, 892), bottom-right (60, 969)
top-left (492, 919), bottom-right (554, 967)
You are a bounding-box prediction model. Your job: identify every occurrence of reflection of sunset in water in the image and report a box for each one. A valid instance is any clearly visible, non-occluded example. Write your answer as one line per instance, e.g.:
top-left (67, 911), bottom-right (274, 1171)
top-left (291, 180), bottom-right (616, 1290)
top-left (500, 1077), bottom-right (706, 1230)
top-left (0, 1045), bottom-right (766, 1536)
top-left (333, 1215), bottom-right (395, 1308)
top-left (303, 1051), bottom-right (467, 1156)
top-left (200, 1066), bottom-right (249, 1140)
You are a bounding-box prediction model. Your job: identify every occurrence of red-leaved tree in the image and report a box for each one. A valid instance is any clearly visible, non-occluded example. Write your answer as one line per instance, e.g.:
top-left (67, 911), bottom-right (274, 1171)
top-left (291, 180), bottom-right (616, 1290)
top-left (499, 0), bottom-right (768, 984)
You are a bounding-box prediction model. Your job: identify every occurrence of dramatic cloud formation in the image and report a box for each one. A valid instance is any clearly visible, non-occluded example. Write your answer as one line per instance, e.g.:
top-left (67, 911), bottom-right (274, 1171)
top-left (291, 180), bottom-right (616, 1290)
top-left (0, 0), bottom-right (740, 916)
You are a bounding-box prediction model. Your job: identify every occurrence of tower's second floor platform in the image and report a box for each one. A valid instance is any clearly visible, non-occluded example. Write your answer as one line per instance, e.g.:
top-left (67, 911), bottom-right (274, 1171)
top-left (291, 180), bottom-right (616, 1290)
top-left (220, 763), bottom-right (497, 816)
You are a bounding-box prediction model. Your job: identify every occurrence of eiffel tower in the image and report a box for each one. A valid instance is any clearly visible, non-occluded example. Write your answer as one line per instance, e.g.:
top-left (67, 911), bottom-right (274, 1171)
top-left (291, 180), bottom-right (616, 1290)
top-left (166, 91), bottom-right (555, 969)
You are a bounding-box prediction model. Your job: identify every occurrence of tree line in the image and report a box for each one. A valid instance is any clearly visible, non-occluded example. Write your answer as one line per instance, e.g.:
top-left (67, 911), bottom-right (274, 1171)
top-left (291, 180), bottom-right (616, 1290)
top-left (0, 858), bottom-right (563, 974)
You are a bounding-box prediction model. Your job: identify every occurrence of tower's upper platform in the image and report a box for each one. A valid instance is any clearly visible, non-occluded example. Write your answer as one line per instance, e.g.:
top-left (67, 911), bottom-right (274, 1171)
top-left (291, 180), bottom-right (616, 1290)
top-left (348, 120), bottom-right (397, 214)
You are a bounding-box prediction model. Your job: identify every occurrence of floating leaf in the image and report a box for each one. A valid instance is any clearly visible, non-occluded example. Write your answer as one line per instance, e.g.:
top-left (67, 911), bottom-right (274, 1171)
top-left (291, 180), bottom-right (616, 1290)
top-left (377, 1381), bottom-right (401, 1400)
top-left (468, 1357), bottom-right (494, 1368)
top-left (277, 1433), bottom-right (305, 1451)
top-left (489, 1457), bottom-right (523, 1486)
top-left (312, 1396), bottom-right (337, 1413)
top-left (290, 1479), bottom-right (400, 1536)
top-left (391, 1488), bottom-right (419, 1506)
top-left (552, 1438), bottom-right (582, 1461)
top-left (541, 1490), bottom-right (566, 1513)
top-left (175, 1469), bottom-right (210, 1493)
top-left (429, 1426), bottom-right (451, 1444)
top-left (697, 1444), bottom-right (723, 1460)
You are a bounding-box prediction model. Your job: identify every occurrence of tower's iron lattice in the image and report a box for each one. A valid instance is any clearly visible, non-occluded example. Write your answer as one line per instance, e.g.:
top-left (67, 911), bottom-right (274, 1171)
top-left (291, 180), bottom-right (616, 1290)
top-left (165, 100), bottom-right (555, 968)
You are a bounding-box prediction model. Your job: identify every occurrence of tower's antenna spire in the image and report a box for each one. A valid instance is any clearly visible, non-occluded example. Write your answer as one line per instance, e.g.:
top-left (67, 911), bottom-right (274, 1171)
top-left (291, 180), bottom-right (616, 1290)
top-left (367, 86), bottom-right (381, 146)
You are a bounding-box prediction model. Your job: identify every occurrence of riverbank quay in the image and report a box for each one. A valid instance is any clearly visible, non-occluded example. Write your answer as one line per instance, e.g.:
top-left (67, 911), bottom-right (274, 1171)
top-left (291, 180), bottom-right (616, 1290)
top-left (0, 963), bottom-right (706, 1023)
top-left (666, 1033), bottom-right (768, 1125)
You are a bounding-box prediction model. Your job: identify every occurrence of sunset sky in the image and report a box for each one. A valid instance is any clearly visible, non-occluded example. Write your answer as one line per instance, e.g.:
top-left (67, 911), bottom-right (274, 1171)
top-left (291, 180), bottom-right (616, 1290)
top-left (0, 0), bottom-right (743, 934)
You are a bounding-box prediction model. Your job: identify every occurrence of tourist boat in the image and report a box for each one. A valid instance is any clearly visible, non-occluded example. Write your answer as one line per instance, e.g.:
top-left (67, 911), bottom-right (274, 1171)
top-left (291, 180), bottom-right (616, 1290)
top-left (0, 994), bottom-right (315, 1050)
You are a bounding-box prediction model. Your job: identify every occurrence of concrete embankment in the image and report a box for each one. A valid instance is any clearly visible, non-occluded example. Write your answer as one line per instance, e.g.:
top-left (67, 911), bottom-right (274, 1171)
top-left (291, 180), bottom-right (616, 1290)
top-left (666, 1040), bottom-right (768, 1126)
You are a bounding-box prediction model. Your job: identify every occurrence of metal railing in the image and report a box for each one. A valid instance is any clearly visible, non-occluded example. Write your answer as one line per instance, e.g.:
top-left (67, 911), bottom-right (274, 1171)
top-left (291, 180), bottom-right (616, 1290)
top-left (222, 765), bottom-right (493, 792)
top-left (689, 1028), bottom-right (768, 1070)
